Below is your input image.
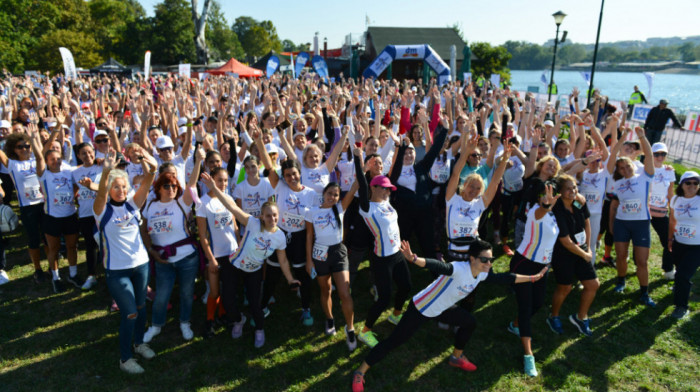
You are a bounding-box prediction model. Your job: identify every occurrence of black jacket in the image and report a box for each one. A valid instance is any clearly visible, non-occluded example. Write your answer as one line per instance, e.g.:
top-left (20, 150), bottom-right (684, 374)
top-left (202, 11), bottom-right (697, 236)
top-left (644, 106), bottom-right (682, 131)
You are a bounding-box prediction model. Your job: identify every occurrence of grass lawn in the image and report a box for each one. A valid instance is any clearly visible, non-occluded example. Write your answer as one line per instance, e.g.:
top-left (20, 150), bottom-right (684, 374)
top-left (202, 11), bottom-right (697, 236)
top-left (2, 163), bottom-right (700, 392)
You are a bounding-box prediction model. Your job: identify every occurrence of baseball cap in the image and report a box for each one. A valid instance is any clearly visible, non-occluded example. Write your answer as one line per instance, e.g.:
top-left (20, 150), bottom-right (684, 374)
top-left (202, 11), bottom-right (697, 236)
top-left (0, 120), bottom-right (10, 129)
top-left (265, 144), bottom-right (279, 154)
top-left (155, 136), bottom-right (174, 149)
top-left (651, 142), bottom-right (668, 153)
top-left (679, 171), bottom-right (700, 184)
top-left (369, 175), bottom-right (396, 191)
top-left (543, 120), bottom-right (554, 127)
top-left (659, 99), bottom-right (669, 105)
top-left (177, 117), bottom-right (188, 127)
top-left (81, 102), bottom-right (90, 110)
top-left (93, 130), bottom-right (109, 138)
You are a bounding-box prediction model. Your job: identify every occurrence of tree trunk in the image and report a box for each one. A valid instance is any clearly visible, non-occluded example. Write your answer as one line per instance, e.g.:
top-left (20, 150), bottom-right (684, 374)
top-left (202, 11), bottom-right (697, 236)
top-left (191, 0), bottom-right (212, 65)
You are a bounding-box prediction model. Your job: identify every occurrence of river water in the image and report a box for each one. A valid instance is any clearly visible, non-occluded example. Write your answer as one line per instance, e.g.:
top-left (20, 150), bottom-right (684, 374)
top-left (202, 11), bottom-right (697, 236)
top-left (510, 70), bottom-right (700, 113)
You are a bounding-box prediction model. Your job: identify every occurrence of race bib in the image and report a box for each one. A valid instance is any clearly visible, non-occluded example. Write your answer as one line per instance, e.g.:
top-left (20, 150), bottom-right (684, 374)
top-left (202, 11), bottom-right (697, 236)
top-left (53, 191), bottom-right (72, 207)
top-left (542, 248), bottom-right (553, 264)
top-left (78, 188), bottom-right (96, 201)
top-left (649, 194), bottom-right (666, 208)
top-left (584, 192), bottom-right (600, 205)
top-left (506, 179), bottom-right (523, 192)
top-left (238, 254), bottom-right (262, 272)
top-left (24, 175), bottom-right (42, 201)
top-left (282, 211), bottom-right (305, 230)
top-left (214, 211), bottom-right (232, 229)
top-left (621, 199), bottom-right (642, 215)
top-left (312, 243), bottom-right (329, 261)
top-left (574, 231), bottom-right (586, 246)
top-left (431, 165), bottom-right (450, 183)
top-left (453, 221), bottom-right (478, 237)
top-left (149, 215), bottom-right (172, 234)
top-left (677, 223), bottom-right (696, 240)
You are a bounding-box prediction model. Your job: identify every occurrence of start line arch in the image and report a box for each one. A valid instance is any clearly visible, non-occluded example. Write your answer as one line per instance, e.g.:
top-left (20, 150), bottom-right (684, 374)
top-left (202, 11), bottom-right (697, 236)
top-left (363, 44), bottom-right (451, 85)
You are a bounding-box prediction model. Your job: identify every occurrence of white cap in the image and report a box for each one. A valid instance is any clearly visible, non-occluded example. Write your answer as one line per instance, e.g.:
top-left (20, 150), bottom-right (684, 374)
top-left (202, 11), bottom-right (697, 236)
top-left (93, 130), bottom-right (108, 138)
top-left (680, 171), bottom-right (700, 184)
top-left (178, 126), bottom-right (187, 134)
top-left (543, 120), bottom-right (554, 127)
top-left (265, 143), bottom-right (279, 154)
top-left (155, 136), bottom-right (174, 149)
top-left (510, 134), bottom-right (522, 145)
top-left (47, 121), bottom-right (57, 128)
top-left (177, 117), bottom-right (188, 127)
top-left (651, 142), bottom-right (668, 153)
top-left (293, 132), bottom-right (306, 140)
top-left (0, 120), bottom-right (10, 129)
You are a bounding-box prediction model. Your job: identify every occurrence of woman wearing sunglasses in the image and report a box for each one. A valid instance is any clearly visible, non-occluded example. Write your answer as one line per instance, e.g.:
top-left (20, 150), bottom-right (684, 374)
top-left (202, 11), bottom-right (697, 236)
top-left (668, 171), bottom-right (700, 319)
top-left (351, 239), bottom-right (547, 392)
top-left (648, 142), bottom-right (676, 279)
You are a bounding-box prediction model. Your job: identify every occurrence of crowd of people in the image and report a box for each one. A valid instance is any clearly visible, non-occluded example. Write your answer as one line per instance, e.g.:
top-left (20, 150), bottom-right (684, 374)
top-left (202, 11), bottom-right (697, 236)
top-left (1, 71), bottom-right (698, 390)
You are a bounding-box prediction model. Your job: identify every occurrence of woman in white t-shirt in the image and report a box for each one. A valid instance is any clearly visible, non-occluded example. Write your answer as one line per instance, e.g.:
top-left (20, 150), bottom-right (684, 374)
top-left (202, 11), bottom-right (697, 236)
top-left (607, 127), bottom-right (656, 307)
top-left (305, 181), bottom-right (358, 349)
top-left (576, 150), bottom-right (609, 266)
top-left (196, 167), bottom-right (239, 338)
top-left (232, 155), bottom-right (274, 220)
top-left (93, 150), bottom-right (157, 374)
top-left (668, 171), bottom-right (700, 319)
top-left (200, 171), bottom-right (300, 348)
top-left (72, 142), bottom-right (102, 290)
top-left (508, 181), bottom-right (558, 377)
top-left (141, 148), bottom-right (204, 344)
top-left (649, 142), bottom-right (676, 278)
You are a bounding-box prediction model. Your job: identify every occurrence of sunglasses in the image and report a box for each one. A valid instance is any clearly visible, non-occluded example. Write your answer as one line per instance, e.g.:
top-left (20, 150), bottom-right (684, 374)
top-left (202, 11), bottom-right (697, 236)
top-left (15, 144), bottom-right (31, 150)
top-left (159, 147), bottom-right (173, 152)
top-left (470, 153), bottom-right (482, 158)
top-left (683, 181), bottom-right (699, 186)
top-left (162, 184), bottom-right (178, 190)
top-left (653, 152), bottom-right (667, 157)
top-left (95, 138), bottom-right (109, 144)
top-left (477, 256), bottom-right (495, 264)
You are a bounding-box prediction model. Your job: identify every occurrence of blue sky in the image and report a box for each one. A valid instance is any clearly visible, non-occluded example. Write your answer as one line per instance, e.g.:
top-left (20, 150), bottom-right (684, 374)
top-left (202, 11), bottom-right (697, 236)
top-left (138, 0), bottom-right (699, 48)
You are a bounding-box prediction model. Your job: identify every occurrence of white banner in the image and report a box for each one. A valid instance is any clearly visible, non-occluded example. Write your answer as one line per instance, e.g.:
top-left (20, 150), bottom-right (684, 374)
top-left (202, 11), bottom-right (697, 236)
top-left (463, 72), bottom-right (472, 84)
top-left (643, 72), bottom-right (654, 99)
top-left (144, 51), bottom-right (151, 79)
top-left (490, 74), bottom-right (500, 88)
top-left (684, 112), bottom-right (700, 132)
top-left (664, 127), bottom-right (700, 167)
top-left (367, 51), bottom-right (393, 77)
top-left (179, 63), bottom-right (191, 79)
top-left (394, 45), bottom-right (425, 60)
top-left (58, 47), bottom-right (77, 80)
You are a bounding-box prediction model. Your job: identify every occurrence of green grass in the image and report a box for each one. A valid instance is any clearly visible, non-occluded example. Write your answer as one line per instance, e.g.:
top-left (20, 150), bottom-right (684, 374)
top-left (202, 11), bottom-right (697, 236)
top-left (2, 163), bottom-right (700, 391)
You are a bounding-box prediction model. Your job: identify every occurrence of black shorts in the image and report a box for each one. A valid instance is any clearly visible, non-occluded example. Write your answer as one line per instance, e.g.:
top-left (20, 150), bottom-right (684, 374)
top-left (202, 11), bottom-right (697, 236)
top-left (312, 243), bottom-right (349, 276)
top-left (43, 213), bottom-right (79, 237)
top-left (552, 253), bottom-right (597, 285)
top-left (267, 229), bottom-right (306, 268)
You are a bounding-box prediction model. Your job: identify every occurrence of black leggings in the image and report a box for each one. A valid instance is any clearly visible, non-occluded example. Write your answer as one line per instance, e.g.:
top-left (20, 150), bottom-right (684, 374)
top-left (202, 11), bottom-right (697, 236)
top-left (651, 215), bottom-right (673, 272)
top-left (499, 191), bottom-right (521, 239)
top-left (365, 300), bottom-right (476, 366)
top-left (510, 252), bottom-right (549, 338)
top-left (78, 216), bottom-right (99, 276)
top-left (365, 252), bottom-right (412, 329)
top-left (220, 263), bottom-right (264, 330)
top-left (600, 199), bottom-right (614, 247)
top-left (671, 241), bottom-right (700, 308)
top-left (262, 264), bottom-right (312, 310)
top-left (396, 202), bottom-right (436, 259)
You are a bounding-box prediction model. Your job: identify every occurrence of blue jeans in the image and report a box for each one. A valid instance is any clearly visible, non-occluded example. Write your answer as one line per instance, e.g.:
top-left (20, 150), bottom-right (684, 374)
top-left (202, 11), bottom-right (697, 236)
top-left (152, 250), bottom-right (199, 327)
top-left (105, 262), bottom-right (149, 362)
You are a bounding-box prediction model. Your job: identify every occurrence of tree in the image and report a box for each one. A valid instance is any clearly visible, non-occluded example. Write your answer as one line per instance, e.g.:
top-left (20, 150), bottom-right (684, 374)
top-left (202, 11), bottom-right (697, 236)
top-left (503, 41), bottom-right (548, 70)
top-left (470, 42), bottom-right (512, 82)
top-left (152, 0), bottom-right (196, 65)
top-left (29, 29), bottom-right (103, 72)
top-left (206, 1), bottom-right (243, 61)
top-left (190, 0), bottom-right (212, 64)
top-left (88, 0), bottom-right (147, 62)
top-left (233, 16), bottom-right (282, 61)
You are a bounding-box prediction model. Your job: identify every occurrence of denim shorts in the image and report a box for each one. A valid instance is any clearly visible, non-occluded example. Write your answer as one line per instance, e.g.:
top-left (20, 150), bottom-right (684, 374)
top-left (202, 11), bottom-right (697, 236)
top-left (613, 219), bottom-right (651, 248)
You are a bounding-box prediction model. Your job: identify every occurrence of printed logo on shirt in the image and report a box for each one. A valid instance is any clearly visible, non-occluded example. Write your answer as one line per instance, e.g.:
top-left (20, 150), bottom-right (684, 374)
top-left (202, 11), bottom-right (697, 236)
top-left (616, 179), bottom-right (638, 194)
top-left (283, 195), bottom-right (302, 214)
top-left (243, 192), bottom-right (265, 207)
top-left (457, 205), bottom-right (480, 220)
top-left (51, 176), bottom-right (71, 188)
top-left (314, 212), bottom-right (337, 229)
top-left (458, 283), bottom-right (476, 295)
top-left (377, 204), bottom-right (396, 216)
top-left (582, 176), bottom-right (601, 188)
top-left (113, 212), bottom-right (138, 228)
top-left (253, 236), bottom-right (272, 252)
top-left (307, 171), bottom-right (323, 184)
top-left (677, 203), bottom-right (698, 218)
top-left (18, 167), bottom-right (37, 176)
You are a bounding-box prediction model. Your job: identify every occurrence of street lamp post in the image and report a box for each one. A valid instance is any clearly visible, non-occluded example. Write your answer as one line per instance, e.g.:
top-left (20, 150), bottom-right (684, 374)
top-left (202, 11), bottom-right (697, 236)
top-left (548, 11), bottom-right (567, 102)
top-left (587, 0), bottom-right (605, 108)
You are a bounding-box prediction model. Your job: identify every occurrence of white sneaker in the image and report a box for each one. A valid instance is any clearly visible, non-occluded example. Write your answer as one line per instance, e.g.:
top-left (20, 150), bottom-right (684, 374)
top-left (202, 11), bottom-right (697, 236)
top-left (437, 322), bottom-right (450, 330)
top-left (0, 270), bottom-right (9, 286)
top-left (134, 343), bottom-right (156, 360)
top-left (201, 285), bottom-right (210, 305)
top-left (120, 358), bottom-right (144, 374)
top-left (180, 322), bottom-right (194, 341)
top-left (82, 275), bottom-right (97, 290)
top-left (664, 270), bottom-right (676, 280)
top-left (345, 325), bottom-right (357, 352)
top-left (143, 326), bottom-right (161, 343)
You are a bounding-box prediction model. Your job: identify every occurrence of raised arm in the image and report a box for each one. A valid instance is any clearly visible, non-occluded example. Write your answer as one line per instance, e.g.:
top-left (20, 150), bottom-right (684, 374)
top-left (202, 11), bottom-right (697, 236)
top-left (30, 124), bottom-right (46, 177)
top-left (446, 133), bottom-right (474, 201)
top-left (200, 172), bottom-right (251, 226)
top-left (183, 147), bottom-right (205, 206)
top-left (483, 143), bottom-right (511, 207)
top-left (352, 148), bottom-right (369, 212)
top-left (607, 127), bottom-right (629, 175)
top-left (324, 124), bottom-right (349, 172)
top-left (636, 126), bottom-right (654, 177)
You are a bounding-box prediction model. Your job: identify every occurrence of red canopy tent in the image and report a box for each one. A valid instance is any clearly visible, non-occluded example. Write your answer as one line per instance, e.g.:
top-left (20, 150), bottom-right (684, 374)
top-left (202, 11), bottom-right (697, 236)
top-left (206, 58), bottom-right (263, 77)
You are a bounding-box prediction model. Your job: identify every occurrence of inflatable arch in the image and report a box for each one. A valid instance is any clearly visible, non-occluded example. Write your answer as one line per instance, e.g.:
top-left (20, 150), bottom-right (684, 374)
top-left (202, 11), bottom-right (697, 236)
top-left (363, 45), bottom-right (451, 85)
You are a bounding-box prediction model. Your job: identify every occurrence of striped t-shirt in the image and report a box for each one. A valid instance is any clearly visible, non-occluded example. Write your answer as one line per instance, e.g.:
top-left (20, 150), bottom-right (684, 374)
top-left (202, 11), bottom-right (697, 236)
top-left (516, 205), bottom-right (560, 264)
top-left (413, 262), bottom-right (487, 317)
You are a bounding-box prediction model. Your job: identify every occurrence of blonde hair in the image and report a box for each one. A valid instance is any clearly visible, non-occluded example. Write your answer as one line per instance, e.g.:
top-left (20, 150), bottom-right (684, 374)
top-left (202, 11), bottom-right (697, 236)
top-left (106, 169), bottom-right (130, 198)
top-left (460, 173), bottom-right (485, 196)
top-left (535, 156), bottom-right (561, 178)
top-left (302, 144), bottom-right (322, 166)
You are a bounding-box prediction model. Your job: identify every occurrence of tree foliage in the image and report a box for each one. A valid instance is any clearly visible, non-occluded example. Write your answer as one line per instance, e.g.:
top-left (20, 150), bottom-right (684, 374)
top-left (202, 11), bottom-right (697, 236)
top-left (233, 16), bottom-right (282, 61)
top-left (470, 42), bottom-right (512, 82)
top-left (206, 1), bottom-right (244, 61)
top-left (151, 0), bottom-right (196, 64)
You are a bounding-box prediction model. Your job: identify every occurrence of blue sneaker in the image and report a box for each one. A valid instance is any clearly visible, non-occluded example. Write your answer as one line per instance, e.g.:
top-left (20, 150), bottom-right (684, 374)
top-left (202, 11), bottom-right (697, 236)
top-left (546, 315), bottom-right (564, 334)
top-left (301, 309), bottom-right (314, 326)
top-left (523, 354), bottom-right (538, 377)
top-left (569, 314), bottom-right (592, 337)
top-left (639, 294), bottom-right (656, 308)
top-left (507, 322), bottom-right (520, 337)
top-left (670, 306), bottom-right (689, 320)
top-left (613, 282), bottom-right (626, 293)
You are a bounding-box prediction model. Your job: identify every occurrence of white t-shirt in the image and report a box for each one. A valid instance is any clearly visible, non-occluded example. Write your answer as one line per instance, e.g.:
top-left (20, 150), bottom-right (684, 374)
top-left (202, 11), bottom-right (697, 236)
top-left (126, 162), bottom-right (143, 189)
top-left (143, 197), bottom-right (195, 262)
top-left (429, 155), bottom-right (452, 184)
top-left (359, 200), bottom-right (401, 257)
top-left (446, 195), bottom-right (486, 251)
top-left (301, 164), bottom-right (330, 205)
top-left (305, 204), bottom-right (343, 246)
top-left (232, 177), bottom-right (274, 218)
top-left (72, 165), bottom-right (102, 218)
top-left (196, 194), bottom-right (238, 258)
top-left (230, 216), bottom-right (286, 272)
top-left (579, 169), bottom-right (609, 215)
top-left (516, 205), bottom-right (560, 264)
top-left (8, 158), bottom-right (43, 207)
top-left (612, 172), bottom-right (652, 221)
top-left (413, 262), bottom-right (488, 317)
top-left (95, 199), bottom-right (148, 270)
top-left (275, 182), bottom-right (317, 233)
top-left (40, 168), bottom-right (77, 218)
top-left (502, 156), bottom-right (525, 193)
top-left (671, 195), bottom-right (700, 245)
top-left (337, 156), bottom-right (356, 192)
top-left (650, 166), bottom-right (675, 209)
top-left (396, 165), bottom-right (417, 192)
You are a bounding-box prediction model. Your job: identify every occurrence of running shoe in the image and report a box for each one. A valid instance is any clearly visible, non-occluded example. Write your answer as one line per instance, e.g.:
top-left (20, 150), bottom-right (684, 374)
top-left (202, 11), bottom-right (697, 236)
top-left (325, 319), bottom-right (336, 336)
top-left (33, 269), bottom-right (47, 284)
top-left (345, 325), bottom-right (357, 352)
top-left (448, 354), bottom-right (477, 372)
top-left (203, 320), bottom-right (216, 339)
top-left (66, 274), bottom-right (85, 289)
top-left (663, 270), bottom-right (676, 280)
top-left (670, 306), bottom-right (689, 320)
top-left (0, 270), bottom-right (9, 286)
top-left (351, 371), bottom-right (365, 392)
top-left (569, 314), bottom-right (592, 337)
top-left (613, 282), bottom-right (626, 293)
top-left (357, 329), bottom-right (379, 348)
top-left (523, 354), bottom-right (538, 377)
top-left (254, 329), bottom-right (265, 348)
top-left (231, 314), bottom-right (247, 339)
top-left (601, 256), bottom-right (616, 268)
top-left (180, 322), bottom-right (194, 340)
top-left (546, 315), bottom-right (564, 335)
top-left (301, 309), bottom-right (314, 326)
top-left (387, 313), bottom-right (402, 326)
top-left (143, 326), bottom-right (161, 343)
top-left (82, 275), bottom-right (97, 290)
top-left (507, 321), bottom-right (520, 337)
top-left (110, 299), bottom-right (120, 312)
top-left (250, 308), bottom-right (270, 328)
top-left (493, 232), bottom-right (502, 246)
top-left (119, 358), bottom-right (144, 374)
top-left (639, 294), bottom-right (656, 308)
top-left (502, 245), bottom-right (514, 257)
top-left (51, 278), bottom-right (66, 293)
top-left (134, 343), bottom-right (156, 360)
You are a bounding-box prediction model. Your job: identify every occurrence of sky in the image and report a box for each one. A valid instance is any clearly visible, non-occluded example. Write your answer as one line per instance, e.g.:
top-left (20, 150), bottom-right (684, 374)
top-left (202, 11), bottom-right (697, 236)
top-left (138, 0), bottom-right (699, 48)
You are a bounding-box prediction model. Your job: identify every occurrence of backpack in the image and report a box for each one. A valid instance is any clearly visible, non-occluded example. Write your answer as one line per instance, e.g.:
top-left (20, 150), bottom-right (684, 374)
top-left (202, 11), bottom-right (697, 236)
top-left (0, 204), bottom-right (19, 233)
